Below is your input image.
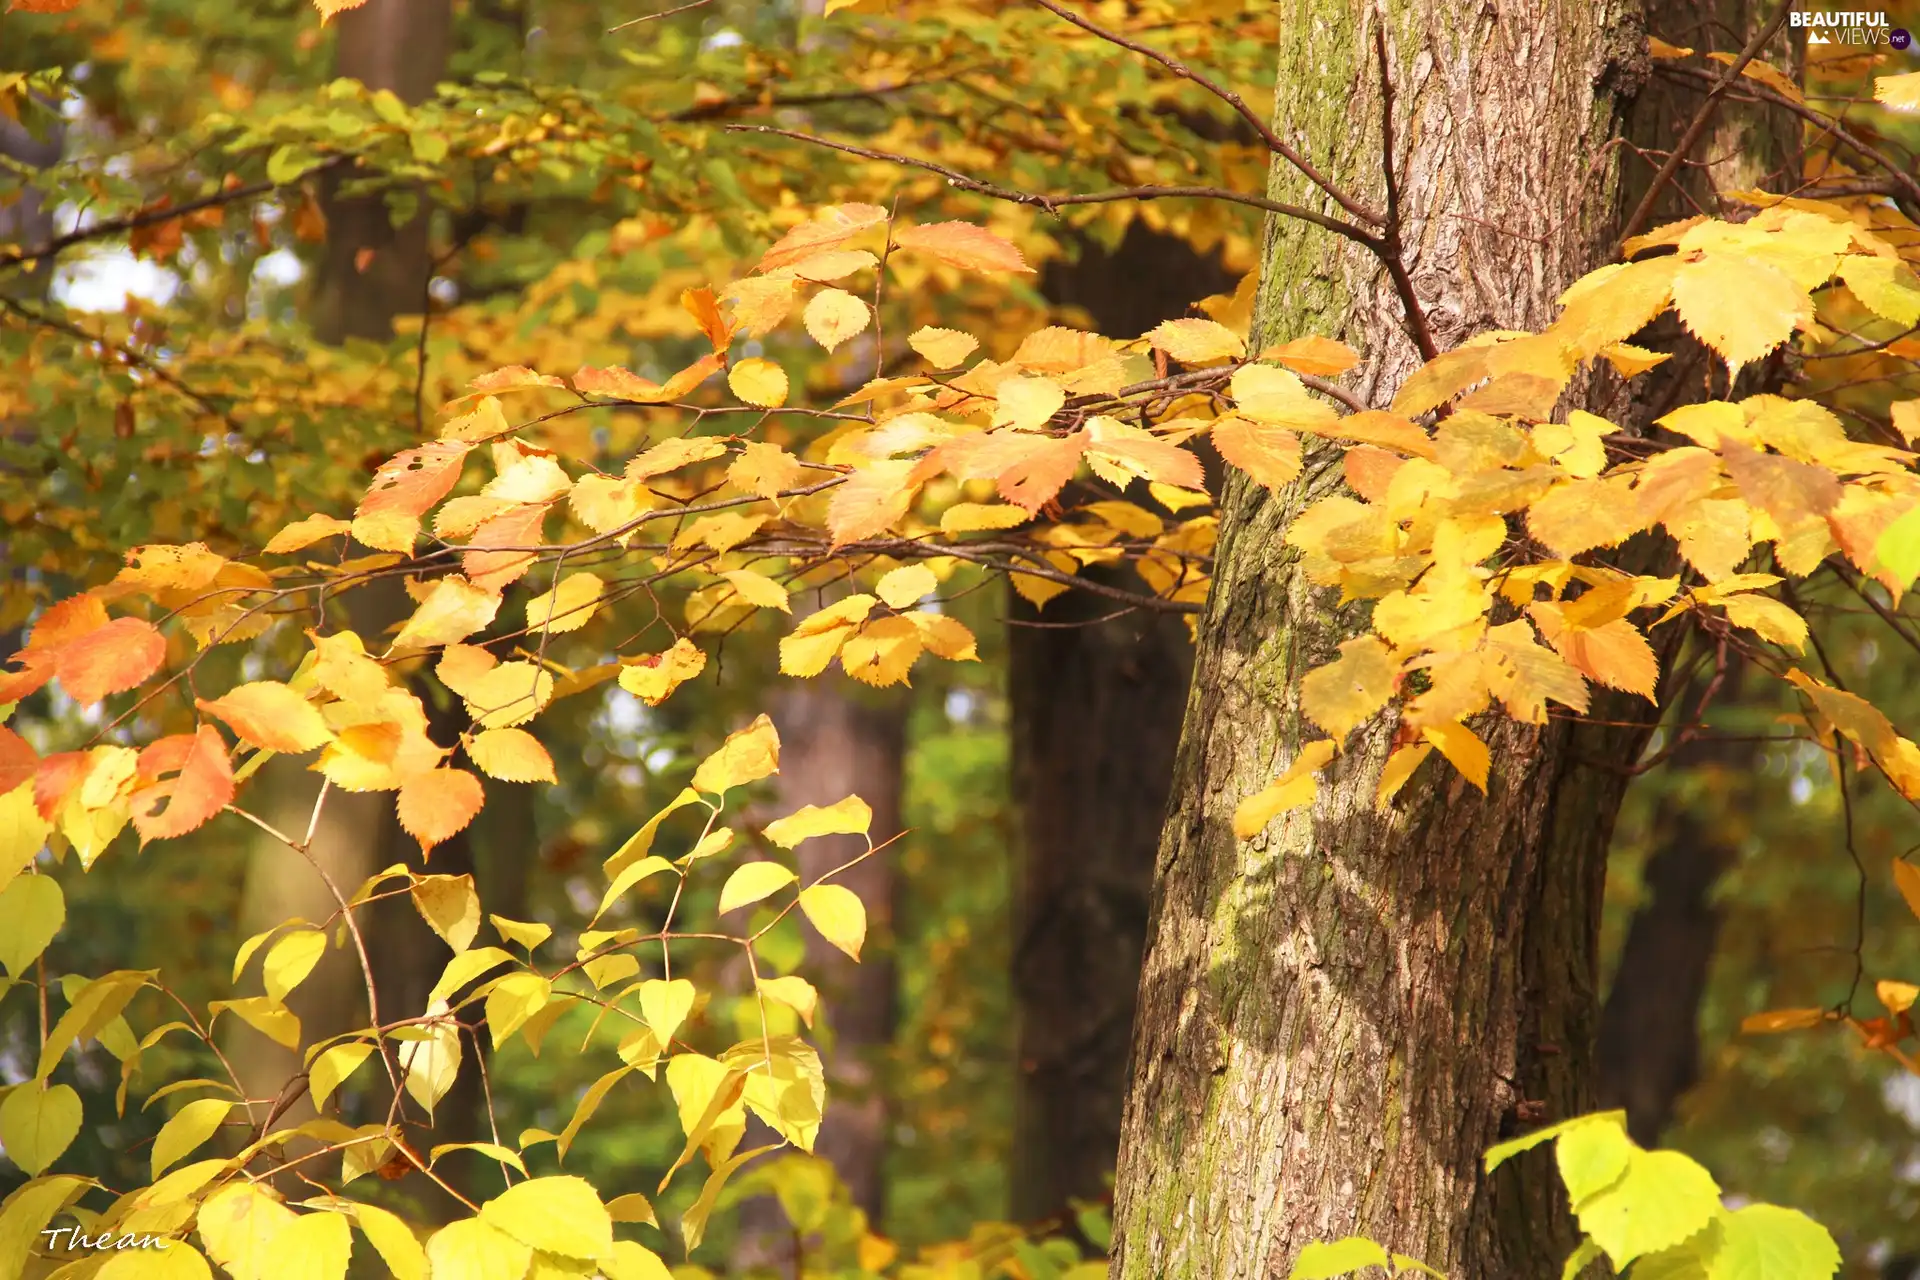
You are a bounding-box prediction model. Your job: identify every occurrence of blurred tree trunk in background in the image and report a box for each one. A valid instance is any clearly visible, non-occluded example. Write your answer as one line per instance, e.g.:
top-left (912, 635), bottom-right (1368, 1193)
top-left (1008, 221), bottom-right (1232, 1225)
top-left (1594, 0), bottom-right (1800, 1148)
top-left (770, 680), bottom-right (907, 1222)
top-left (227, 0), bottom-right (531, 1218)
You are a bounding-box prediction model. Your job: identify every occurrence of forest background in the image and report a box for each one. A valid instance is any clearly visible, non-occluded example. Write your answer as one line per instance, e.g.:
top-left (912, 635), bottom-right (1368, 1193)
top-left (4, 0), bottom-right (1920, 1277)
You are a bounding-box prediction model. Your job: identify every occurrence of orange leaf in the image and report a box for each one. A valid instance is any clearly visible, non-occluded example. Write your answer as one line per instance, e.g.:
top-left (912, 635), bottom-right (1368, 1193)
top-left (681, 287), bottom-right (735, 352)
top-left (1894, 860), bottom-right (1920, 924)
top-left (756, 203), bottom-right (888, 274)
top-left (397, 768), bottom-right (485, 852)
top-left (1260, 336), bottom-right (1360, 377)
top-left (11, 0), bottom-right (85, 11)
top-left (1528, 604), bottom-right (1659, 700)
top-left (131, 725), bottom-right (234, 843)
top-left (312, 0), bottom-right (370, 21)
top-left (28, 595), bottom-right (110, 652)
top-left (1740, 1008), bottom-right (1826, 1034)
top-left (467, 366), bottom-right (566, 395)
top-left (574, 354), bottom-right (723, 404)
top-left (196, 682), bottom-right (333, 754)
top-left (997, 433), bottom-right (1090, 513)
top-left (0, 727), bottom-right (36, 795)
top-left (462, 505), bottom-right (549, 593)
top-left (827, 460), bottom-right (918, 546)
top-left (891, 221), bottom-right (1031, 274)
top-left (359, 442), bottom-right (471, 520)
top-left (1211, 416), bottom-right (1302, 490)
top-left (56, 617), bottom-right (166, 707)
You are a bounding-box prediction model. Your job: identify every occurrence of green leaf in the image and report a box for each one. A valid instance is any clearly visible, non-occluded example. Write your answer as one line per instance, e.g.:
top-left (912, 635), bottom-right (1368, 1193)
top-left (267, 145), bottom-right (312, 185)
top-left (480, 1176), bottom-right (614, 1259)
top-left (1578, 1148), bottom-right (1722, 1269)
top-left (151, 1097), bottom-right (235, 1178)
top-left (1708, 1205), bottom-right (1840, 1280)
top-left (1288, 1236), bottom-right (1391, 1279)
top-left (0, 875), bottom-right (63, 978)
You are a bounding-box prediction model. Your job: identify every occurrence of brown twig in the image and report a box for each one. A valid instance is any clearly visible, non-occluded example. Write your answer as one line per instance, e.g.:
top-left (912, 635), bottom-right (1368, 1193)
top-left (1371, 23), bottom-right (1438, 363)
top-left (1027, 0), bottom-right (1383, 227)
top-left (724, 125), bottom-right (1380, 248)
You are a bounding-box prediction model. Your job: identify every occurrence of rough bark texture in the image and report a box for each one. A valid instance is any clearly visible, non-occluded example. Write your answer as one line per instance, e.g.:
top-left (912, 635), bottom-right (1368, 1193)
top-left (1108, 3), bottom-right (1659, 1275)
top-left (1010, 222), bottom-right (1231, 1224)
top-left (770, 680), bottom-right (907, 1221)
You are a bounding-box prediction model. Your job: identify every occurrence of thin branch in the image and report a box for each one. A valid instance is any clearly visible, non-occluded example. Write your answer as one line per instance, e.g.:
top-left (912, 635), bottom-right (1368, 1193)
top-left (1027, 0), bottom-right (1384, 227)
top-left (1371, 22), bottom-right (1438, 363)
top-left (724, 125), bottom-right (1380, 247)
top-left (1618, 0), bottom-right (1794, 248)
top-left (0, 156), bottom-right (350, 273)
top-left (607, 0), bottom-right (712, 33)
top-left (0, 295), bottom-right (240, 429)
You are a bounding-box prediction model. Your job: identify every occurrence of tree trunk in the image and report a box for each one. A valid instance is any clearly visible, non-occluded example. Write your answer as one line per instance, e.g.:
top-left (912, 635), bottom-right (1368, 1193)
top-left (1010, 221), bottom-right (1232, 1225)
top-left (770, 679), bottom-right (907, 1222)
top-left (228, 0), bottom-right (499, 1218)
top-left (1107, 4), bottom-right (1664, 1275)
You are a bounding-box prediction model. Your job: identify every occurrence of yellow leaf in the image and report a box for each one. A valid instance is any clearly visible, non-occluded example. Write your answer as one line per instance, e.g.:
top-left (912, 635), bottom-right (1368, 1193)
top-left (569, 474), bottom-right (652, 535)
top-left (756, 975), bottom-right (820, 1028)
top-left (875, 564), bottom-right (937, 609)
top-left (789, 248), bottom-right (879, 282)
top-left (803, 288), bottom-right (872, 352)
top-left (0, 875), bottom-right (62, 977)
top-left (909, 326), bottom-right (978, 368)
top-left (426, 1217), bottom-right (531, 1280)
top-left (427, 945), bottom-right (513, 1008)
top-left (309, 1042), bottom-right (376, 1109)
top-left (485, 972), bottom-right (551, 1050)
top-left (466, 728), bottom-right (556, 783)
top-left (1301, 637), bottom-right (1401, 739)
top-left (0, 783), bottom-right (51, 897)
top-left (841, 615), bottom-right (924, 687)
top-left (1421, 722), bottom-right (1490, 792)
top-left (1147, 317), bottom-right (1245, 363)
top-left (728, 441), bottom-right (807, 501)
top-left (637, 978), bottom-right (697, 1046)
top-left (314, 0), bottom-right (371, 21)
top-left (1671, 255), bottom-right (1808, 372)
top-left (351, 1202), bottom-right (427, 1280)
top-left (524, 573), bottom-right (604, 636)
top-left (199, 1183), bottom-right (297, 1280)
top-left (1261, 335), bottom-right (1360, 377)
top-left (618, 638), bottom-right (707, 706)
top-left (0, 1083), bottom-right (81, 1175)
top-left (1838, 255), bottom-right (1920, 328)
top-left (827, 457), bottom-right (919, 544)
top-left (264, 514), bottom-right (351, 554)
top-left (1877, 980), bottom-right (1919, 1015)
top-left (150, 1097), bottom-right (234, 1178)
top-left (268, 1209), bottom-right (352, 1280)
top-left (400, 1018), bottom-right (461, 1116)
top-left (798, 883), bottom-right (867, 960)
top-left (1895, 860), bottom-right (1920, 923)
top-left (691, 714), bottom-right (781, 794)
top-left (412, 873), bottom-right (481, 951)
top-left (1719, 593), bottom-right (1808, 653)
top-left (599, 1240), bottom-right (675, 1280)
top-left (1230, 364), bottom-right (1338, 429)
top-left (891, 220), bottom-right (1030, 273)
top-left (262, 928), bottom-right (326, 1004)
top-left (1376, 742), bottom-right (1433, 807)
top-left (1211, 416), bottom-right (1302, 490)
top-left (391, 576), bottom-right (503, 650)
top-left (491, 914), bottom-right (552, 950)
top-left (719, 861), bottom-right (798, 914)
top-left (728, 358), bottom-right (790, 408)
top-left (764, 795), bottom-right (873, 848)
top-left (1875, 71), bottom-right (1920, 111)
top-left (625, 436), bottom-right (728, 483)
top-left (993, 375), bottom-right (1066, 431)
top-left (1740, 1008), bottom-right (1826, 1034)
top-left (196, 681), bottom-right (333, 754)
top-left (719, 569), bottom-right (791, 613)
top-left (210, 996), bottom-right (301, 1049)
top-left (1232, 740), bottom-right (1336, 839)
